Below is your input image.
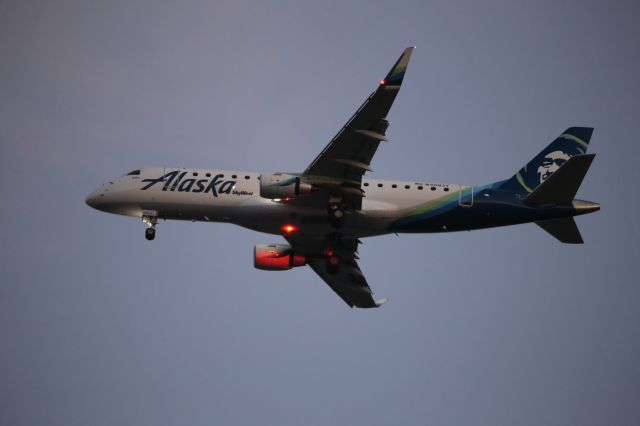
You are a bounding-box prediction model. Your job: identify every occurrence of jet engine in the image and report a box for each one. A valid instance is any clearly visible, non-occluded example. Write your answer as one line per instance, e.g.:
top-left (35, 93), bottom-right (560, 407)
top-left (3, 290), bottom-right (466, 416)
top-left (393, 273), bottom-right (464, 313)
top-left (254, 244), bottom-right (307, 271)
top-left (259, 173), bottom-right (312, 199)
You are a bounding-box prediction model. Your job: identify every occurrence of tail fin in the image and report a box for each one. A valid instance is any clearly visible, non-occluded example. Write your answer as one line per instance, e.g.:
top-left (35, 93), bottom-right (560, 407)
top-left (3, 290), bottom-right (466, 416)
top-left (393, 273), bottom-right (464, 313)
top-left (535, 217), bottom-right (583, 244)
top-left (499, 127), bottom-right (593, 194)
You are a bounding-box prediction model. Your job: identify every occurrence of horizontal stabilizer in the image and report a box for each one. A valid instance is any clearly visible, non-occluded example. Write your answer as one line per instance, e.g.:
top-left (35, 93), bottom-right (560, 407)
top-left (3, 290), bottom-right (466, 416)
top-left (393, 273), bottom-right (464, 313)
top-left (524, 154), bottom-right (595, 206)
top-left (535, 217), bottom-right (584, 244)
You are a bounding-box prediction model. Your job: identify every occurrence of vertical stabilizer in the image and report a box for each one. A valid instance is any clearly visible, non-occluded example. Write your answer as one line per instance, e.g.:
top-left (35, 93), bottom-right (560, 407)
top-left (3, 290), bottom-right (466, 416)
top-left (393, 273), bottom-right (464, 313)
top-left (499, 127), bottom-right (593, 194)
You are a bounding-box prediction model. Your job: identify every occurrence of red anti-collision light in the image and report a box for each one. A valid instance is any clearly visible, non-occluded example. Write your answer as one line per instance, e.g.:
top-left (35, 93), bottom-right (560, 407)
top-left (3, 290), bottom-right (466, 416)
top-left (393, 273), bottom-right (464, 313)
top-left (380, 79), bottom-right (386, 85)
top-left (282, 224), bottom-right (298, 234)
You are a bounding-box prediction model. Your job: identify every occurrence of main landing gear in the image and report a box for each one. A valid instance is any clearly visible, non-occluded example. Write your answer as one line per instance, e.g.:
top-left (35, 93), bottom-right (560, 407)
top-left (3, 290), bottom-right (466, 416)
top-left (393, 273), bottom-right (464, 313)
top-left (328, 199), bottom-right (345, 228)
top-left (323, 240), bottom-right (341, 275)
top-left (326, 253), bottom-right (340, 275)
top-left (142, 211), bottom-right (158, 241)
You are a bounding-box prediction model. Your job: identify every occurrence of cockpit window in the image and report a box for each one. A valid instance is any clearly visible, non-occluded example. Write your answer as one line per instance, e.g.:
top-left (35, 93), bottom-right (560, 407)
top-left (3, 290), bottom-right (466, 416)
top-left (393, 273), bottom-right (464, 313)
top-left (125, 170), bottom-right (141, 176)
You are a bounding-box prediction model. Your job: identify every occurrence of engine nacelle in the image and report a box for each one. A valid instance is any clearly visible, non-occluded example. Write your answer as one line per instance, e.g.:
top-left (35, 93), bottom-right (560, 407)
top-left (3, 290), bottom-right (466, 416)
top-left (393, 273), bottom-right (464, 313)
top-left (254, 244), bottom-right (307, 271)
top-left (259, 173), bottom-right (312, 199)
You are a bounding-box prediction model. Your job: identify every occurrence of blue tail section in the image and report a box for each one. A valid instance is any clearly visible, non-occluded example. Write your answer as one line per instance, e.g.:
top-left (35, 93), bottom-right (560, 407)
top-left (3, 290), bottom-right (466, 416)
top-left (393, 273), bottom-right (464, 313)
top-left (499, 127), bottom-right (593, 194)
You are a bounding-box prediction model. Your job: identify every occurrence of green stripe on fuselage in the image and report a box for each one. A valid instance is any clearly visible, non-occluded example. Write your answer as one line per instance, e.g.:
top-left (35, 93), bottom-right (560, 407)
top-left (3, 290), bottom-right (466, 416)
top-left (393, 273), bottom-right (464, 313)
top-left (402, 189), bottom-right (462, 218)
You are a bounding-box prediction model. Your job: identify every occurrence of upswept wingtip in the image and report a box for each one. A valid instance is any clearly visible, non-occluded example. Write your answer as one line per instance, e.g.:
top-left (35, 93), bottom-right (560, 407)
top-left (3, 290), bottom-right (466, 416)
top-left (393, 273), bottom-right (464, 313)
top-left (375, 298), bottom-right (389, 307)
top-left (381, 47), bottom-right (415, 86)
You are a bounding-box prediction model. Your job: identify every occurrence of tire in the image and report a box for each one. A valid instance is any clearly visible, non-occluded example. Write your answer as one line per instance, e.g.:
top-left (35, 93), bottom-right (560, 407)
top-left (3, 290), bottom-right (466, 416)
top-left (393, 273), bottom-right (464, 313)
top-left (145, 227), bottom-right (156, 241)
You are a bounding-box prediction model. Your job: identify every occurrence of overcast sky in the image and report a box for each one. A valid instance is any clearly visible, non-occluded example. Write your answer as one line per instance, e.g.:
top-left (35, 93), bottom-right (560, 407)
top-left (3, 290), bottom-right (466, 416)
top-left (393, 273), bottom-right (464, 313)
top-left (1, 1), bottom-right (639, 425)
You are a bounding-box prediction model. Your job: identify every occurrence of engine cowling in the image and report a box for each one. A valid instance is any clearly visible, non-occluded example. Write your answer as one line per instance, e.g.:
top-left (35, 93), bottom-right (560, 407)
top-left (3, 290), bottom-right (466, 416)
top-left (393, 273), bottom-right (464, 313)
top-left (254, 244), bottom-right (307, 271)
top-left (259, 173), bottom-right (312, 199)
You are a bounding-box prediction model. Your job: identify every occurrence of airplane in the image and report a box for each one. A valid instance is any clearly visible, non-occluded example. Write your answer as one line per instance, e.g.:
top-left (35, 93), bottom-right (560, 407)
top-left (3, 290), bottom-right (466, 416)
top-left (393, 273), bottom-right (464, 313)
top-left (85, 47), bottom-right (600, 308)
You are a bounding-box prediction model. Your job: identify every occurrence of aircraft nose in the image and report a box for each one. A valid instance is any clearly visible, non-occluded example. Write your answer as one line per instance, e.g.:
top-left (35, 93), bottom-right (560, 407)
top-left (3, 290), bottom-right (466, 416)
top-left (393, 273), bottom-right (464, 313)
top-left (85, 189), bottom-right (102, 208)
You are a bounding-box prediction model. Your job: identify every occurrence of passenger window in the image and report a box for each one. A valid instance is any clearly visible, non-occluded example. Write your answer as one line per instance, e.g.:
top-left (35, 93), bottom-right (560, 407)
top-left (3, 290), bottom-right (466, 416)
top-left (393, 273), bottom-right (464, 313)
top-left (392, 184), bottom-right (397, 188)
top-left (377, 183), bottom-right (383, 188)
top-left (232, 174), bottom-right (237, 179)
top-left (245, 175), bottom-right (250, 179)
top-left (206, 173), bottom-right (211, 177)
top-left (364, 182), bottom-right (369, 187)
top-left (444, 187), bottom-right (449, 192)
top-left (418, 186), bottom-right (423, 190)
top-left (431, 187), bottom-right (436, 191)
top-left (193, 172), bottom-right (198, 176)
top-left (404, 185), bottom-right (410, 189)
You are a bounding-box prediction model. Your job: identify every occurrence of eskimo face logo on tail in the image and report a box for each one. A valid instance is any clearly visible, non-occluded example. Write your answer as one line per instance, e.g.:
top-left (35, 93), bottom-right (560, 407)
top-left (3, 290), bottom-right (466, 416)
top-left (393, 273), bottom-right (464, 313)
top-left (537, 150), bottom-right (571, 184)
top-left (517, 135), bottom-right (587, 192)
top-left (141, 171), bottom-right (237, 197)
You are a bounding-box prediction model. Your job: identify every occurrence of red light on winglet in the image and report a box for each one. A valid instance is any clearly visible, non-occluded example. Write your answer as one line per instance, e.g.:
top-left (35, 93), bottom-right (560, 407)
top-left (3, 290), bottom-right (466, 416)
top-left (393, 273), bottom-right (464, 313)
top-left (282, 224), bottom-right (298, 234)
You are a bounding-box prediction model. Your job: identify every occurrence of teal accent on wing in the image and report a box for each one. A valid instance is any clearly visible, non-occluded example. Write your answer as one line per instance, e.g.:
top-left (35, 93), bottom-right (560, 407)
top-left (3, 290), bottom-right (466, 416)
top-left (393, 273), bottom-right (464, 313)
top-left (382, 47), bottom-right (414, 86)
top-left (385, 65), bottom-right (406, 85)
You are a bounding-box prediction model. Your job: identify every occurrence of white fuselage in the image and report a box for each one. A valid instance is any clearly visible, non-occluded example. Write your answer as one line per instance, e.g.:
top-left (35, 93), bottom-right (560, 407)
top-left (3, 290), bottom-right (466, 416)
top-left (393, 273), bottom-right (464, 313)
top-left (85, 167), bottom-right (470, 238)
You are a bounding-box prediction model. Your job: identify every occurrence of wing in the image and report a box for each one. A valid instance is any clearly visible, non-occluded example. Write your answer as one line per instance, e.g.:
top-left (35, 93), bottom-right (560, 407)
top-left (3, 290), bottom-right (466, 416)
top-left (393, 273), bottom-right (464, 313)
top-left (302, 47), bottom-right (415, 210)
top-left (286, 235), bottom-right (387, 308)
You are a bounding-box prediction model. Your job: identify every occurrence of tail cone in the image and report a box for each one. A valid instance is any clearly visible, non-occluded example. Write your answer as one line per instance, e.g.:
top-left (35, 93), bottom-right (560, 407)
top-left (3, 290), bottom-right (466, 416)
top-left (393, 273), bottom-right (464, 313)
top-left (572, 199), bottom-right (600, 215)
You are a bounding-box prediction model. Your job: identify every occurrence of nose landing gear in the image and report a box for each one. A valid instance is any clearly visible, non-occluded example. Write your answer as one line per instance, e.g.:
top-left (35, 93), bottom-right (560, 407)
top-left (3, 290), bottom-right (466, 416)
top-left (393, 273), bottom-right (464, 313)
top-left (142, 210), bottom-right (158, 241)
top-left (145, 227), bottom-right (156, 241)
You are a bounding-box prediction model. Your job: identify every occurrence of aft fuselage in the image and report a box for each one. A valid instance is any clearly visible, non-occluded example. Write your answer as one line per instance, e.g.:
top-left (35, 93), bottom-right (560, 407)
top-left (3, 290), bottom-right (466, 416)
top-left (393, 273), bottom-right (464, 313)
top-left (85, 167), bottom-right (597, 239)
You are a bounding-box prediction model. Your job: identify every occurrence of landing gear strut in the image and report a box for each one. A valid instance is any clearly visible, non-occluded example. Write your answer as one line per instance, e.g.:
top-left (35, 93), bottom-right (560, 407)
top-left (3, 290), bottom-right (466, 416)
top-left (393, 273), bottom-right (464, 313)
top-left (328, 200), bottom-right (345, 228)
top-left (142, 210), bottom-right (158, 241)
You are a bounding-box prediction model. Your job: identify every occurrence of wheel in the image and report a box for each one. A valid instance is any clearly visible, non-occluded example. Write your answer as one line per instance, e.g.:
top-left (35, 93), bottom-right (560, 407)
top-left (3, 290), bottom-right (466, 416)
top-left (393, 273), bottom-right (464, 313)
top-left (145, 227), bottom-right (156, 241)
top-left (328, 205), bottom-right (344, 228)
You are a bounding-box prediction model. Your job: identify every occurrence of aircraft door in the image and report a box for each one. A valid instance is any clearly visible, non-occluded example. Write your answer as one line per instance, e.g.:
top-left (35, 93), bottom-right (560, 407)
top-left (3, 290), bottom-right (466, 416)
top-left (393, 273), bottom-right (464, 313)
top-left (458, 185), bottom-right (474, 207)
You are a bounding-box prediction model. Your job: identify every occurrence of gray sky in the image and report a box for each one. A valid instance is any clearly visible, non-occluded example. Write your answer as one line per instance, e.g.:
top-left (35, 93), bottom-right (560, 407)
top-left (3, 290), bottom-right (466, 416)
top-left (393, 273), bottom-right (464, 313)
top-left (1, 1), bottom-right (639, 425)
